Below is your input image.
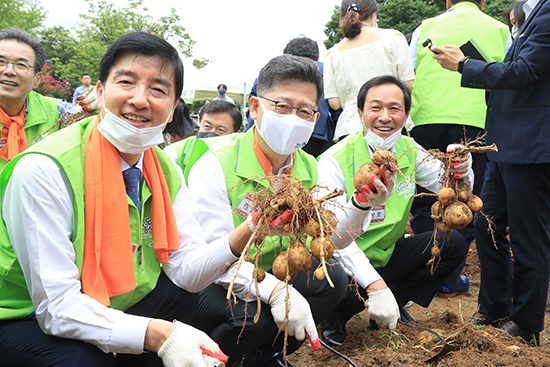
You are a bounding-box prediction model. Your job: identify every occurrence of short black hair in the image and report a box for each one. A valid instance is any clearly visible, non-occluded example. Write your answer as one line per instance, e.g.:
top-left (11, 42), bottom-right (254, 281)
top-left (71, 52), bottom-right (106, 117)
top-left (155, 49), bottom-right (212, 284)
top-left (81, 73), bottom-right (90, 78)
top-left (98, 32), bottom-right (183, 102)
top-left (217, 84), bottom-right (227, 91)
top-left (357, 75), bottom-right (411, 113)
top-left (257, 54), bottom-right (323, 105)
top-left (164, 98), bottom-right (194, 138)
top-left (0, 26), bottom-right (45, 73)
top-left (283, 36), bottom-right (319, 61)
top-left (199, 100), bottom-right (242, 133)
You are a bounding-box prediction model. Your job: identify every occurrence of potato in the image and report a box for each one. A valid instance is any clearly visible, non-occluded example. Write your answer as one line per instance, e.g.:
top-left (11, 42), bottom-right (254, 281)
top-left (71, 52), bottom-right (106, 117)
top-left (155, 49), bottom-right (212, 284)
top-left (431, 201), bottom-right (443, 217)
top-left (354, 163), bottom-right (381, 192)
top-left (272, 251), bottom-right (296, 281)
top-left (305, 220), bottom-right (321, 238)
top-left (314, 267), bottom-right (325, 280)
top-left (254, 267), bottom-right (266, 282)
top-left (372, 149), bottom-right (396, 167)
top-left (322, 209), bottom-right (337, 229)
top-left (310, 236), bottom-right (335, 261)
top-left (457, 189), bottom-right (470, 203)
top-left (288, 241), bottom-right (313, 273)
top-left (444, 201), bottom-right (473, 230)
top-left (437, 221), bottom-right (451, 233)
top-left (431, 246), bottom-right (441, 257)
top-left (438, 187), bottom-right (456, 206)
top-left (467, 195), bottom-right (483, 213)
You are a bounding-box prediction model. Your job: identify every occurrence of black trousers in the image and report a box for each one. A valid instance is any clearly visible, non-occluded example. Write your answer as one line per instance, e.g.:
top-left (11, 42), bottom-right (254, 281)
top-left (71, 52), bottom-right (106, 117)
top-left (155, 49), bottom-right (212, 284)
top-left (190, 258), bottom-right (348, 363)
top-left (476, 162), bottom-right (550, 332)
top-left (0, 271), bottom-right (199, 367)
top-left (409, 124), bottom-right (487, 243)
top-left (329, 230), bottom-right (469, 329)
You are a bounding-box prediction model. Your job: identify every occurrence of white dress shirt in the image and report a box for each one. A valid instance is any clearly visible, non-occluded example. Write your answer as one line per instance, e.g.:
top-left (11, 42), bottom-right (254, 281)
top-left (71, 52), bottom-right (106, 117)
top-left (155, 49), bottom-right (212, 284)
top-left (2, 152), bottom-right (237, 354)
top-left (186, 150), bottom-right (294, 304)
top-left (317, 141), bottom-right (474, 289)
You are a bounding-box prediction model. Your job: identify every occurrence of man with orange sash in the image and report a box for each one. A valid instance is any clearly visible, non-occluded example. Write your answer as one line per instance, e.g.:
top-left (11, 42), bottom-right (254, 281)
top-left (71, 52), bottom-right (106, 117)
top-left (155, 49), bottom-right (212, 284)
top-left (0, 26), bottom-right (75, 173)
top-left (0, 32), bottom-right (249, 367)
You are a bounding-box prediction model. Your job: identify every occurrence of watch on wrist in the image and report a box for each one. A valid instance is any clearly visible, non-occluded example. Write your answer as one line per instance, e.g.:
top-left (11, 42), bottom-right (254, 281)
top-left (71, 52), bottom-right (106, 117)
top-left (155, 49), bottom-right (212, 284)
top-left (458, 56), bottom-right (470, 74)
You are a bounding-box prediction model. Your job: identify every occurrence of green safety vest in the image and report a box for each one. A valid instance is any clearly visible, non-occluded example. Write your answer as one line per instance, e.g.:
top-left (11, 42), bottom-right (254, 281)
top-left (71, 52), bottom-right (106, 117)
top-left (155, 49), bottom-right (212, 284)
top-left (411, 2), bottom-right (508, 129)
top-left (169, 135), bottom-right (197, 183)
top-left (186, 128), bottom-right (318, 270)
top-left (0, 91), bottom-right (60, 172)
top-left (0, 116), bottom-right (181, 320)
top-left (323, 131), bottom-right (418, 268)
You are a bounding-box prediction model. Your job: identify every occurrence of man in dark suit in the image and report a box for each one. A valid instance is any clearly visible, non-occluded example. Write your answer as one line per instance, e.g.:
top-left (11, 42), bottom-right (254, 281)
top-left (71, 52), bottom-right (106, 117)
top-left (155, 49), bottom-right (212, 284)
top-left (431, 0), bottom-right (550, 345)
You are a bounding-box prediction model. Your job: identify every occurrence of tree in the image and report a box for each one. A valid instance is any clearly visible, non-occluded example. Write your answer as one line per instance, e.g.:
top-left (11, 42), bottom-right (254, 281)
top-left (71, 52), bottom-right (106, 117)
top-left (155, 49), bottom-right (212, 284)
top-left (43, 0), bottom-right (195, 96)
top-left (0, 0), bottom-right (46, 32)
top-left (323, 5), bottom-right (344, 50)
top-left (378, 0), bottom-right (439, 35)
top-left (323, 0), bottom-right (510, 49)
top-left (193, 57), bottom-right (211, 70)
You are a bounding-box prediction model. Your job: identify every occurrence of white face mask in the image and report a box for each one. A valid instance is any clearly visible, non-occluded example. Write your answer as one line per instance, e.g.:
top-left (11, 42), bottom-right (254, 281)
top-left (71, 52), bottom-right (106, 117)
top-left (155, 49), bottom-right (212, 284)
top-left (364, 127), bottom-right (402, 151)
top-left (256, 97), bottom-right (315, 155)
top-left (96, 88), bottom-right (169, 154)
top-left (511, 24), bottom-right (519, 39)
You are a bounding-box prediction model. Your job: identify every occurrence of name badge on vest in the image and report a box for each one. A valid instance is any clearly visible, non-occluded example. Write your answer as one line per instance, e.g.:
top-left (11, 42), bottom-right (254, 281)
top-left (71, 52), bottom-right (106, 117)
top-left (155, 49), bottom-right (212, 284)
top-left (235, 197), bottom-right (254, 219)
top-left (0, 138), bottom-right (6, 149)
top-left (143, 217), bottom-right (152, 239)
top-left (371, 205), bottom-right (386, 223)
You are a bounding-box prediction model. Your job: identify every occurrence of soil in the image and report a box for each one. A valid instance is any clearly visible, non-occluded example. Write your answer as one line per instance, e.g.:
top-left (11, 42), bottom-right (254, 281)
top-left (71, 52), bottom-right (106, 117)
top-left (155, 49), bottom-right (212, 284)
top-left (285, 237), bottom-right (550, 366)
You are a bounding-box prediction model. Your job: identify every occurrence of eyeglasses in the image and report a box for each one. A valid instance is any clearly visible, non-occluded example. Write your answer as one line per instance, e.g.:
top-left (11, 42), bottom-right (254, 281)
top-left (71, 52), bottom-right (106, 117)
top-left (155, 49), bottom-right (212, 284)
top-left (0, 59), bottom-right (35, 74)
top-left (258, 96), bottom-right (318, 121)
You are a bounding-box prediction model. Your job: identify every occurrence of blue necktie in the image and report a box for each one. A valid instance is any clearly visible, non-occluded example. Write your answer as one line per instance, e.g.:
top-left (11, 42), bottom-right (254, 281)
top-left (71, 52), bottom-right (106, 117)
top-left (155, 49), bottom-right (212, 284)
top-left (123, 167), bottom-right (141, 214)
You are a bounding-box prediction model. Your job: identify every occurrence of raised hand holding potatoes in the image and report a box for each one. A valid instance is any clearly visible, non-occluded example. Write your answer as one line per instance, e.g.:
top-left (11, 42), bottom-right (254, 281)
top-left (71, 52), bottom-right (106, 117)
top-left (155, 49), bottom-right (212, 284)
top-left (354, 150), bottom-right (398, 208)
top-left (447, 144), bottom-right (473, 179)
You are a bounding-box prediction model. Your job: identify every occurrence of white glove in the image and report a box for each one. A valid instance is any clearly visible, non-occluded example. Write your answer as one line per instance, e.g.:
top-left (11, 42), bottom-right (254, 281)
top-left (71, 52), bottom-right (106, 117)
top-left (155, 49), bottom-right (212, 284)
top-left (354, 166), bottom-right (397, 208)
top-left (79, 86), bottom-right (99, 113)
top-left (158, 321), bottom-right (227, 367)
top-left (446, 144), bottom-right (472, 179)
top-left (365, 287), bottom-right (400, 330)
top-left (268, 285), bottom-right (320, 349)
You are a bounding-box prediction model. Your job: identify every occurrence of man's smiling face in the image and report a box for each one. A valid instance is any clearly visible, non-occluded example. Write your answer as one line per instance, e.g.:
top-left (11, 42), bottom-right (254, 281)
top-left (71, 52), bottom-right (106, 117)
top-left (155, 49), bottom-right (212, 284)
top-left (360, 83), bottom-right (408, 139)
top-left (0, 39), bottom-right (41, 115)
top-left (97, 52), bottom-right (176, 129)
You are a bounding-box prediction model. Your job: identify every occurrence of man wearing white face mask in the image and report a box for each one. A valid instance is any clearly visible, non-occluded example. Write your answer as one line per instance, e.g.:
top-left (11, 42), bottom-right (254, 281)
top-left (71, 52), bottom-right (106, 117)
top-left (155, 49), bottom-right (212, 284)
top-left (317, 75), bottom-right (471, 347)
top-left (184, 55), bottom-right (354, 367)
top-left (0, 32), bottom-right (259, 367)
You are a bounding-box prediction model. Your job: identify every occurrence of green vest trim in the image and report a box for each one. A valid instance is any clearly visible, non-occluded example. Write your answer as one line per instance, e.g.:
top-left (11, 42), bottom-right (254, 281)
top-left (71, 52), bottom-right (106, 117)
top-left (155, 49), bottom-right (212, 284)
top-left (170, 136), bottom-right (197, 183)
top-left (411, 2), bottom-right (508, 129)
top-left (187, 128), bottom-right (318, 270)
top-left (0, 91), bottom-right (60, 172)
top-left (0, 117), bottom-right (182, 319)
top-left (324, 131), bottom-right (418, 268)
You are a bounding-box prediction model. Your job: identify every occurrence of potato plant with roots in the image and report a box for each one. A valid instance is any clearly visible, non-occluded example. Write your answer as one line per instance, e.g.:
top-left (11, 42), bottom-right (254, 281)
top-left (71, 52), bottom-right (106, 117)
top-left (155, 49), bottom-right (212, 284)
top-left (415, 135), bottom-right (498, 274)
top-left (225, 174), bottom-right (344, 358)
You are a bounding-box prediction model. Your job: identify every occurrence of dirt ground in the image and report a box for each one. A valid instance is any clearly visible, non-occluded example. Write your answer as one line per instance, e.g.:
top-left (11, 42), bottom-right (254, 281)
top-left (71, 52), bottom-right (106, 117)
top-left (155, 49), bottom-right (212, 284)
top-left (286, 242), bottom-right (550, 367)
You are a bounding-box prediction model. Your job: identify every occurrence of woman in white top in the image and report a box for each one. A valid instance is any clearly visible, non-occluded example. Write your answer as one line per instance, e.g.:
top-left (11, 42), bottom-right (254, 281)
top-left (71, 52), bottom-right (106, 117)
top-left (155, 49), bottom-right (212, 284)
top-left (325, 0), bottom-right (415, 140)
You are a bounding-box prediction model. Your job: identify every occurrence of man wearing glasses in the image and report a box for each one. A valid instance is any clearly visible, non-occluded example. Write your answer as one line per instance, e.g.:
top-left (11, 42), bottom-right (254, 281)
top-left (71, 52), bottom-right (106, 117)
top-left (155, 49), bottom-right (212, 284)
top-left (0, 26), bottom-right (75, 171)
top-left (182, 55), bottom-right (366, 367)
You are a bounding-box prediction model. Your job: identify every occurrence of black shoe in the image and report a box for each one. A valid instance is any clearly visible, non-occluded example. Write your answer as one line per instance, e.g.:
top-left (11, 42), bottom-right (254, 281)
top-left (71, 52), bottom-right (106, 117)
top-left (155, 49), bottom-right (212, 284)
top-left (500, 320), bottom-right (540, 346)
top-left (399, 307), bottom-right (414, 324)
top-left (469, 312), bottom-right (506, 328)
top-left (320, 315), bottom-right (347, 347)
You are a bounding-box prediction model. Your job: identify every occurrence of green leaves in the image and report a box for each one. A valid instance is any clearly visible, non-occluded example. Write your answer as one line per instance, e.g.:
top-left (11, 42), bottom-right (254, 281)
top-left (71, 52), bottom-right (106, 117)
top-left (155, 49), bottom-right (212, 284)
top-left (37, 0), bottom-right (195, 100)
top-left (0, 0), bottom-right (45, 32)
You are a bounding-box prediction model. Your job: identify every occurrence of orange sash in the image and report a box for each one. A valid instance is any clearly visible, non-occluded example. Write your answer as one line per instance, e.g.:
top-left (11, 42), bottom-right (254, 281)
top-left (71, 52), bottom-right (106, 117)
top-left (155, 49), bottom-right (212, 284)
top-left (82, 116), bottom-right (180, 306)
top-left (0, 102), bottom-right (28, 161)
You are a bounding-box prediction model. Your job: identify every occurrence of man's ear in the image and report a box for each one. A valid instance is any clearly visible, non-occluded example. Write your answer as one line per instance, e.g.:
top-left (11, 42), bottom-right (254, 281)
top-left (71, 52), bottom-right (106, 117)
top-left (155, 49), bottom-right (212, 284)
top-left (165, 100), bottom-right (178, 124)
top-left (95, 81), bottom-right (103, 112)
top-left (249, 96), bottom-right (260, 121)
top-left (32, 72), bottom-right (42, 89)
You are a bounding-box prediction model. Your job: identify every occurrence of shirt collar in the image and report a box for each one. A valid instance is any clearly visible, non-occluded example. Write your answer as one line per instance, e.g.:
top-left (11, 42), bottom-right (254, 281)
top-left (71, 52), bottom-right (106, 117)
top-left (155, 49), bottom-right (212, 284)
top-left (119, 153), bottom-right (144, 173)
top-left (524, 0), bottom-right (540, 20)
